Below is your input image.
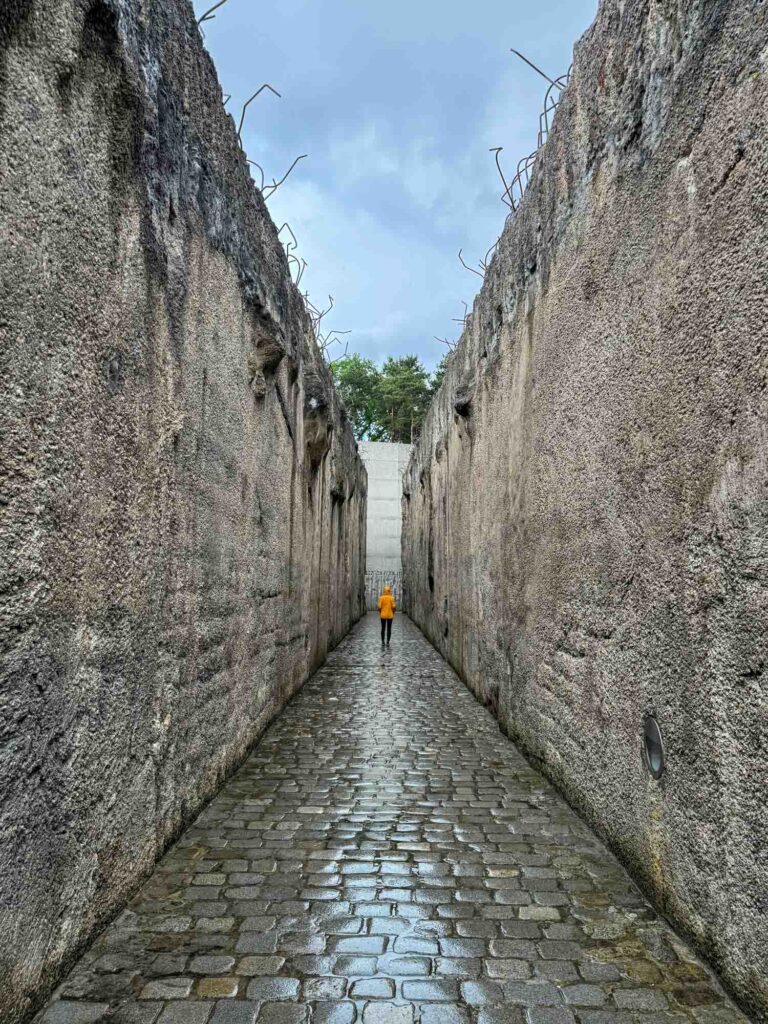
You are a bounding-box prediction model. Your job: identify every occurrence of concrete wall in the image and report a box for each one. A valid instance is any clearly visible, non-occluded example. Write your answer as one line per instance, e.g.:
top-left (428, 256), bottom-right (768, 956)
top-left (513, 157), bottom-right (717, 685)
top-left (0, 3), bottom-right (366, 1022)
top-left (359, 442), bottom-right (411, 609)
top-left (402, 1), bottom-right (768, 1018)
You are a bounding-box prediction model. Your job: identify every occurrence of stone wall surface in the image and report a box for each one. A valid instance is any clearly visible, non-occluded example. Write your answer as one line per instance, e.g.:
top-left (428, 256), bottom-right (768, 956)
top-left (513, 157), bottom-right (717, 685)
top-left (0, 2), bottom-right (366, 1021)
top-left (402, 0), bottom-right (768, 1018)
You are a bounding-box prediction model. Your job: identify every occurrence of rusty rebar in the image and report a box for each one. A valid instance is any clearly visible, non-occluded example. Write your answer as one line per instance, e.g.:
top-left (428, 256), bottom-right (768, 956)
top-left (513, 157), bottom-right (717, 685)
top-left (310, 295), bottom-right (334, 330)
top-left (238, 84), bottom-right (281, 140)
top-left (458, 249), bottom-right (484, 279)
top-left (277, 222), bottom-right (298, 255)
top-left (510, 48), bottom-right (559, 88)
top-left (198, 0), bottom-right (229, 24)
top-left (262, 154), bottom-right (307, 199)
top-left (247, 160), bottom-right (265, 190)
top-left (490, 148), bottom-right (514, 210)
top-left (483, 240), bottom-right (499, 270)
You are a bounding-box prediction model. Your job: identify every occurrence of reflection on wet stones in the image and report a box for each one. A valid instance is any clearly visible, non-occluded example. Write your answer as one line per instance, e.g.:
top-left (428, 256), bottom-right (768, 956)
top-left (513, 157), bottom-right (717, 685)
top-left (38, 616), bottom-right (747, 1024)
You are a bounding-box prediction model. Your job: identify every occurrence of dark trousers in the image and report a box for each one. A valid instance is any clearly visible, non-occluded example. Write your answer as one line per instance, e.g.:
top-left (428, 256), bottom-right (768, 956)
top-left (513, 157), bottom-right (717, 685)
top-left (380, 618), bottom-right (392, 644)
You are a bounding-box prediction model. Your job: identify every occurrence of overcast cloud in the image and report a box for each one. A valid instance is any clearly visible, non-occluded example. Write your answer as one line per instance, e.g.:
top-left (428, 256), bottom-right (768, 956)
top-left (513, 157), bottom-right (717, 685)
top-left (194, 0), bottom-right (598, 371)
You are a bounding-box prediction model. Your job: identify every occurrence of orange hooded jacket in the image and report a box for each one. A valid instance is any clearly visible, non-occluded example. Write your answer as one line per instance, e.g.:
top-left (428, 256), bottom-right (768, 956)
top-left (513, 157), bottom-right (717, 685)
top-left (378, 586), bottom-right (396, 620)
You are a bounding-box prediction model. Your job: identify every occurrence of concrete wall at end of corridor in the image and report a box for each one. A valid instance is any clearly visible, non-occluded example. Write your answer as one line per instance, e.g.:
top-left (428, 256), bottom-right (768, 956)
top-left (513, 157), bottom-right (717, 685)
top-left (402, 1), bottom-right (768, 1019)
top-left (359, 442), bottom-right (412, 609)
top-left (0, 4), bottom-right (366, 1022)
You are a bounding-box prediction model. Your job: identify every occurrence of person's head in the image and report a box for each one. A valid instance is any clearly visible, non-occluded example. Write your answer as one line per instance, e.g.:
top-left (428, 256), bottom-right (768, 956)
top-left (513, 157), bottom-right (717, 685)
top-left (383, 585), bottom-right (391, 595)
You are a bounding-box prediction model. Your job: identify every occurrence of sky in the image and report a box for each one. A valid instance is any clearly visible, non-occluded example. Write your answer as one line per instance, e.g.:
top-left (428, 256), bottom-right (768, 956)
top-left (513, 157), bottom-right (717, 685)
top-left (194, 0), bottom-right (598, 372)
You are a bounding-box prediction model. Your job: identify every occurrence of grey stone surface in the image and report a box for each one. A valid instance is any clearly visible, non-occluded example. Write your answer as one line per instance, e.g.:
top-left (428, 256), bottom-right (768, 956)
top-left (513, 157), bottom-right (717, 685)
top-left (401, 2), bottom-right (768, 1020)
top-left (35, 617), bottom-right (747, 1024)
top-left (358, 442), bottom-right (412, 609)
top-left (0, 2), bottom-right (366, 1023)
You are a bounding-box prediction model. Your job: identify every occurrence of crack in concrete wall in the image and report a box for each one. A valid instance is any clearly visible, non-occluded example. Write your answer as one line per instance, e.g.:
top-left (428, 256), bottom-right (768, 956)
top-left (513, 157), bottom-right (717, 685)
top-left (402, 1), bottom-right (768, 1019)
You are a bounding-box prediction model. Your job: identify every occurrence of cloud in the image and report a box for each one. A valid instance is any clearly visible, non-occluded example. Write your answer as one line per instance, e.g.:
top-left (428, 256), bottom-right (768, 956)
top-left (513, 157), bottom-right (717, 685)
top-left (198, 0), bottom-right (598, 370)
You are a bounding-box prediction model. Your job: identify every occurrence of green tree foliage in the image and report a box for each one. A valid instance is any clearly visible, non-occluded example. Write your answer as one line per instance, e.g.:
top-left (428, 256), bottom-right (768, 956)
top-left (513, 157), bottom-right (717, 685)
top-left (330, 353), bottom-right (442, 442)
top-left (330, 354), bottom-right (386, 440)
top-left (376, 356), bottom-right (433, 443)
top-left (430, 353), bottom-right (451, 394)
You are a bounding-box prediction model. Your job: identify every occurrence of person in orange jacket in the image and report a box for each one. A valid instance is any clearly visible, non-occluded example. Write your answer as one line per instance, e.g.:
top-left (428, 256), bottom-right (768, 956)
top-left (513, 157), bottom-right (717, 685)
top-left (378, 585), bottom-right (396, 647)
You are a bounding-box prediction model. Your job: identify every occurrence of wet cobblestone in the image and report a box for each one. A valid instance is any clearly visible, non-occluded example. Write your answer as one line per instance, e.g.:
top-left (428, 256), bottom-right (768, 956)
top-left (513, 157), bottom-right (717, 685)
top-left (38, 616), bottom-right (748, 1024)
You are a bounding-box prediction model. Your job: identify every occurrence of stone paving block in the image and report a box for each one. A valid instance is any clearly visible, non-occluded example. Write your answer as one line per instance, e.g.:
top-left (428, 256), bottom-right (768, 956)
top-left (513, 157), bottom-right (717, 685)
top-left (576, 1012), bottom-right (636, 1024)
top-left (157, 1004), bottom-right (213, 1024)
top-left (460, 981), bottom-right (506, 1006)
top-left (329, 937), bottom-right (387, 955)
top-left (420, 1006), bottom-right (470, 1024)
top-left (257, 1004), bottom-right (309, 1023)
top-left (525, 1009), bottom-right (576, 1024)
top-left (489, 939), bottom-right (538, 959)
top-left (209, 1003), bottom-right (259, 1024)
top-left (560, 984), bottom-right (607, 1006)
top-left (349, 979), bottom-right (396, 999)
top-left (277, 933), bottom-right (327, 954)
top-left (236, 934), bottom-right (280, 955)
top-left (503, 982), bottom-right (562, 1006)
top-left (139, 979), bottom-right (194, 1000)
top-left (312, 1003), bottom-right (357, 1024)
top-left (238, 956), bottom-right (286, 976)
top-left (246, 977), bottom-right (301, 1001)
top-left (326, 917), bottom-right (366, 935)
top-left (613, 989), bottom-right (670, 1010)
top-left (241, 917), bottom-right (277, 932)
top-left (486, 958), bottom-right (532, 980)
top-left (456, 921), bottom-right (498, 938)
top-left (41, 1004), bottom-right (111, 1024)
top-left (438, 938), bottom-right (487, 958)
top-left (197, 978), bottom-right (240, 998)
top-left (534, 962), bottom-right (579, 983)
top-left (477, 1009), bottom-right (526, 1024)
top-left (92, 954), bottom-right (139, 974)
top-left (369, 918), bottom-right (410, 936)
top-left (401, 979), bottom-right (459, 1001)
top-left (303, 978), bottom-right (348, 1000)
top-left (435, 957), bottom-right (481, 978)
top-left (519, 908), bottom-right (560, 922)
top-left (190, 956), bottom-right (236, 975)
top-left (362, 1004), bottom-right (413, 1024)
top-left (332, 955), bottom-right (379, 976)
top-left (111, 1005), bottom-right (164, 1024)
top-left (377, 955), bottom-right (432, 976)
top-left (500, 923), bottom-right (542, 940)
top-left (392, 935), bottom-right (439, 955)
top-left (578, 963), bottom-right (622, 983)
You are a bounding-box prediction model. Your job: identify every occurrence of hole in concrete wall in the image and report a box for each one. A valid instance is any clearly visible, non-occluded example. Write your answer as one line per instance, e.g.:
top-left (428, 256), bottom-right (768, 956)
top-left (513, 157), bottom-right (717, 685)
top-left (643, 713), bottom-right (666, 780)
top-left (105, 353), bottom-right (123, 394)
top-left (82, 0), bottom-right (120, 59)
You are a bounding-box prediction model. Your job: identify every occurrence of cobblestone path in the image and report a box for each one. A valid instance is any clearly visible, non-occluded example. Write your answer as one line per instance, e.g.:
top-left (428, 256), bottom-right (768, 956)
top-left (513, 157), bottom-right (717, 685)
top-left (39, 615), bottom-right (747, 1024)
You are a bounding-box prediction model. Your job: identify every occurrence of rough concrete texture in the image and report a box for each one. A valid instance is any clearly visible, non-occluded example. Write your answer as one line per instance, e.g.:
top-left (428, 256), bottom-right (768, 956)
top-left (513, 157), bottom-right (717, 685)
top-left (359, 443), bottom-right (412, 610)
top-left (402, 1), bottom-right (767, 1018)
top-left (0, 2), bottom-right (366, 1022)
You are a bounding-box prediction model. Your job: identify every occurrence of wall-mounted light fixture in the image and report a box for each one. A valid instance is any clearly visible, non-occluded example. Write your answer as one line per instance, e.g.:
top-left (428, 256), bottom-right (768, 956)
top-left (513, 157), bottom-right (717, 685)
top-left (643, 713), bottom-right (666, 780)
